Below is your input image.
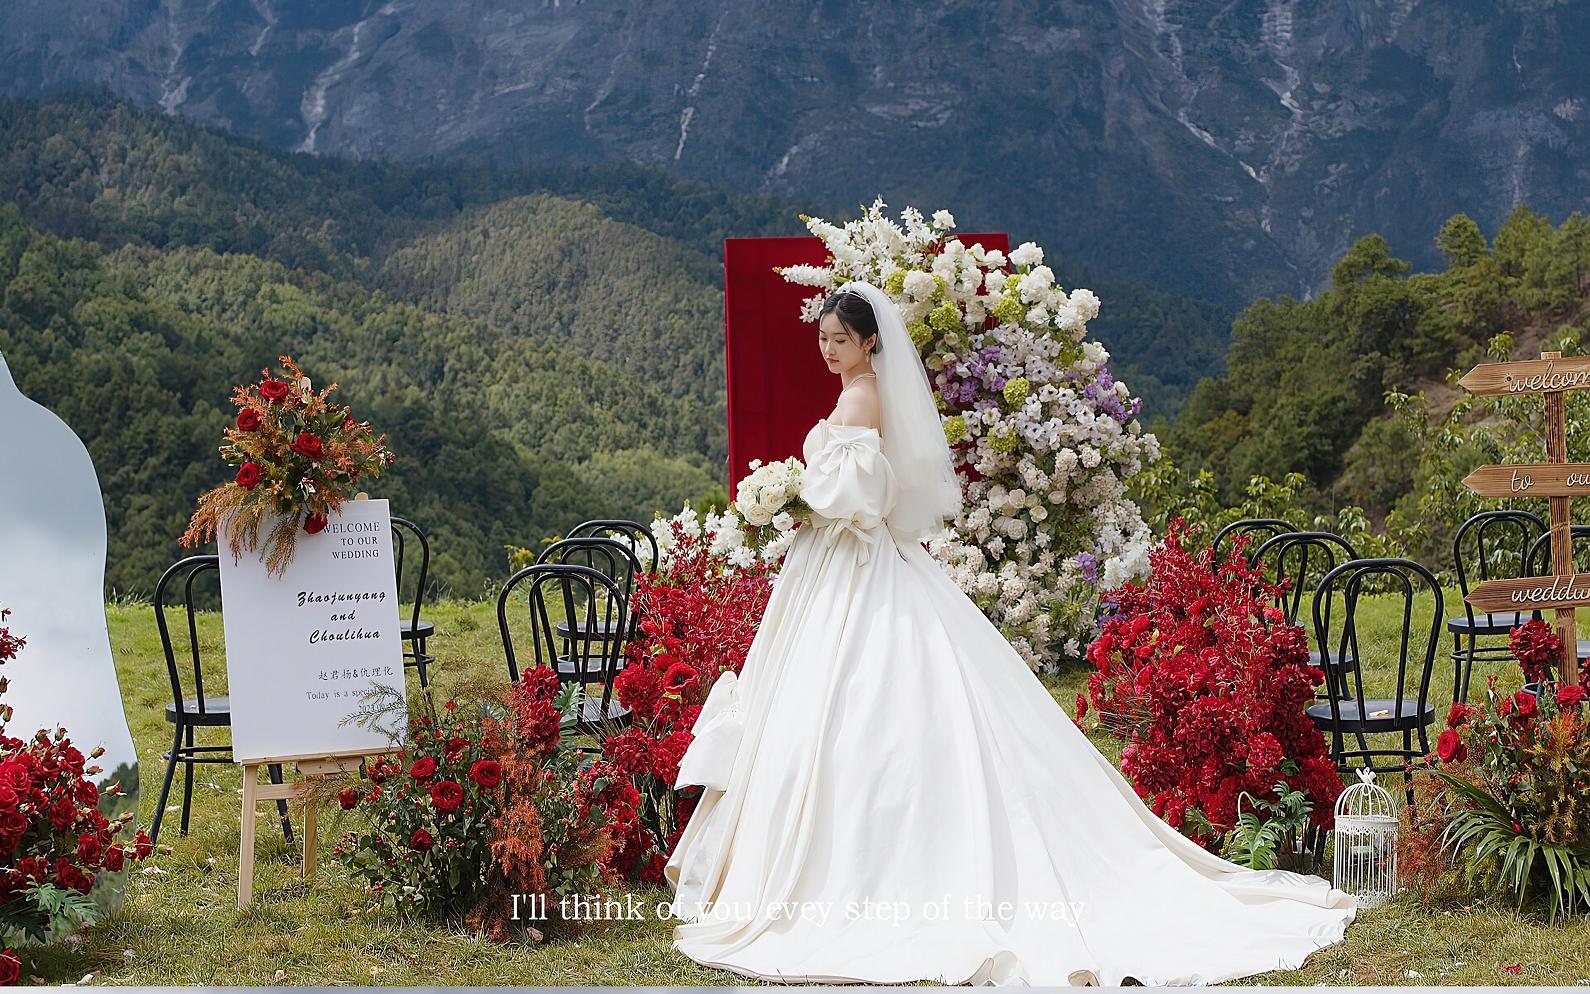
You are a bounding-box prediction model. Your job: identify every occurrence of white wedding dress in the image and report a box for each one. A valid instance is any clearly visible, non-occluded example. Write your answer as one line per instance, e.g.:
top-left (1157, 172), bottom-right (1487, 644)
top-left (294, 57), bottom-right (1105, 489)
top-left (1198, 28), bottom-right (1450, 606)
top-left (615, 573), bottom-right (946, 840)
top-left (663, 418), bottom-right (1356, 986)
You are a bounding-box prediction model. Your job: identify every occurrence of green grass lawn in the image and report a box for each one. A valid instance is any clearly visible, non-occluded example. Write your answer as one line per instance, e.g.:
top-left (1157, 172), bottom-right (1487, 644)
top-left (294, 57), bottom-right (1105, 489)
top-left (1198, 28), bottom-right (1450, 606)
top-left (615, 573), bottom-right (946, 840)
top-left (15, 593), bottom-right (1590, 985)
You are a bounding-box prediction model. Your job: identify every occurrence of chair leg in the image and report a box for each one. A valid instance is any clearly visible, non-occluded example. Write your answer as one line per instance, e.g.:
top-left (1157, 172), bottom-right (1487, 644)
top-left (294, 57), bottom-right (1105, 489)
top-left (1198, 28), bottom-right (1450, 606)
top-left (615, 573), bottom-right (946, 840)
top-left (1461, 633), bottom-right (1478, 703)
top-left (268, 763), bottom-right (293, 844)
top-left (417, 638), bottom-right (430, 688)
top-left (151, 722), bottom-right (183, 846)
top-left (180, 724), bottom-right (196, 836)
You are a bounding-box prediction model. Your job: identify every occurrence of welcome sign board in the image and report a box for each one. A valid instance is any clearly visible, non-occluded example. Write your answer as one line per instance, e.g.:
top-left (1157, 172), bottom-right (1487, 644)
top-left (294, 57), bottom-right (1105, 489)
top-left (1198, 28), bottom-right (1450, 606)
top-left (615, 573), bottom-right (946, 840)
top-left (217, 498), bottom-right (405, 764)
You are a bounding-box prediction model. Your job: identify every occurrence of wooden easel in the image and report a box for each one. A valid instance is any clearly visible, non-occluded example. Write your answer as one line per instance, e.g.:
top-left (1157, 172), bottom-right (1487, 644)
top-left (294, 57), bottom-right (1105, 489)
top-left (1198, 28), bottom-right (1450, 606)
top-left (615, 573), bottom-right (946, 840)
top-left (238, 750), bottom-right (373, 909)
top-left (1460, 350), bottom-right (1590, 686)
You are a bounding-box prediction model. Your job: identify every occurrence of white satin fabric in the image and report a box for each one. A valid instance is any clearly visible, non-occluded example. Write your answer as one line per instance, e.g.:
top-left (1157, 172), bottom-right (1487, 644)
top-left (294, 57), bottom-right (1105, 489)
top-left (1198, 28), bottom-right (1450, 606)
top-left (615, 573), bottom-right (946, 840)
top-left (664, 420), bottom-right (1356, 986)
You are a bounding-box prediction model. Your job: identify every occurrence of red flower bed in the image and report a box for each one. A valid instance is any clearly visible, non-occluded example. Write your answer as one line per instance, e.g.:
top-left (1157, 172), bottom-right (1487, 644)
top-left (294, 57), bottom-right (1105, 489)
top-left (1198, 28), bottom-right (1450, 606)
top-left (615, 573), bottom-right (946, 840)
top-left (0, 605), bottom-right (152, 967)
top-left (1082, 523), bottom-right (1343, 846)
top-left (602, 517), bottom-right (773, 881)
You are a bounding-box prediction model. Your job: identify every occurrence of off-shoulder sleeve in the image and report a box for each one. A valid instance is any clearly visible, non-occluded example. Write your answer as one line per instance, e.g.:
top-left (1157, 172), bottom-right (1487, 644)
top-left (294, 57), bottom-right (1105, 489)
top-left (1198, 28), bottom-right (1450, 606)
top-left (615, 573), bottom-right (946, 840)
top-left (800, 431), bottom-right (897, 528)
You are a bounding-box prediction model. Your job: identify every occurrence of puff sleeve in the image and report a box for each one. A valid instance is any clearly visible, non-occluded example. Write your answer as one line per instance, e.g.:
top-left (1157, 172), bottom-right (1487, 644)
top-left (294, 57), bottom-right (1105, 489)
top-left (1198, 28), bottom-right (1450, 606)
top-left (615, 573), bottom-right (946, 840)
top-left (800, 429), bottom-right (898, 534)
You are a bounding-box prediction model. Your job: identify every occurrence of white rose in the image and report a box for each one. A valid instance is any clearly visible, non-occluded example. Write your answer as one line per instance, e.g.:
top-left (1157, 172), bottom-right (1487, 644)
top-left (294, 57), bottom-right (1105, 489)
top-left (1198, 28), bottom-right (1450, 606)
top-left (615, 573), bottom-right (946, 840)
top-left (772, 511), bottom-right (794, 532)
top-left (932, 209), bottom-right (956, 228)
top-left (757, 490), bottom-right (786, 515)
top-left (740, 502), bottom-right (774, 527)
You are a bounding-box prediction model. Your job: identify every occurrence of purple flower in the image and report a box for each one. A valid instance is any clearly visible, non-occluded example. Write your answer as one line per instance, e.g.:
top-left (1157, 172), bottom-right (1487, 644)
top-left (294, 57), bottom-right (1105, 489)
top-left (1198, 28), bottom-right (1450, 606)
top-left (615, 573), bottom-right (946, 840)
top-left (1075, 552), bottom-right (1099, 584)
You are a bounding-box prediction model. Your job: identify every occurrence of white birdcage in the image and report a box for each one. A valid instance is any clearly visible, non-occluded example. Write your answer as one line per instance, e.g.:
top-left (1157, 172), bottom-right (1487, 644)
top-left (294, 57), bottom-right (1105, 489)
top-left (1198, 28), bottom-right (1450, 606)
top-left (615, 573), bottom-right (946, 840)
top-left (1332, 768), bottom-right (1399, 908)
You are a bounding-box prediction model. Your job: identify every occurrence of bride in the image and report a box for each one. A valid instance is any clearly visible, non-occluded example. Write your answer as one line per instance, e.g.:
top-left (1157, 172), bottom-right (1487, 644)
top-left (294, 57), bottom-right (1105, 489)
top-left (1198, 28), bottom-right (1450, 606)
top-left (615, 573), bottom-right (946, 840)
top-left (662, 281), bottom-right (1356, 986)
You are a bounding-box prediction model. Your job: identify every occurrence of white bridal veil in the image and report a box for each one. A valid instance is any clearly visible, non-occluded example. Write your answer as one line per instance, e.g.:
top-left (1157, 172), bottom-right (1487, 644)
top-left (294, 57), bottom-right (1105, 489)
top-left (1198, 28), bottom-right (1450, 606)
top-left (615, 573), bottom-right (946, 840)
top-left (836, 280), bottom-right (963, 541)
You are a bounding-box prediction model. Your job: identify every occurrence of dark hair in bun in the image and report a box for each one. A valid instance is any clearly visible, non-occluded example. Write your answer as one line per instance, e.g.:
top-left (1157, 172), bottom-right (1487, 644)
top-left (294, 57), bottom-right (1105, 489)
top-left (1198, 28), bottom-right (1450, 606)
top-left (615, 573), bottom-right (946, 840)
top-left (819, 289), bottom-right (881, 353)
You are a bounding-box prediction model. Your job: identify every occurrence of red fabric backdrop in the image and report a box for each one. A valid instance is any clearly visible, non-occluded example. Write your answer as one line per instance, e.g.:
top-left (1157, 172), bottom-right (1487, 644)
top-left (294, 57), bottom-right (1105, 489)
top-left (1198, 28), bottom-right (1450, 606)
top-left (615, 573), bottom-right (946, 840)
top-left (723, 233), bottom-right (1009, 490)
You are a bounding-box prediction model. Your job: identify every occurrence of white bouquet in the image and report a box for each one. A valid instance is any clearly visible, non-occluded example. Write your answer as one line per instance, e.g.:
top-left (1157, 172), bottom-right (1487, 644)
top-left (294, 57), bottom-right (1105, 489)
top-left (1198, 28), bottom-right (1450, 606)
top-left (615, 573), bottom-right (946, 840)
top-left (734, 457), bottom-right (811, 536)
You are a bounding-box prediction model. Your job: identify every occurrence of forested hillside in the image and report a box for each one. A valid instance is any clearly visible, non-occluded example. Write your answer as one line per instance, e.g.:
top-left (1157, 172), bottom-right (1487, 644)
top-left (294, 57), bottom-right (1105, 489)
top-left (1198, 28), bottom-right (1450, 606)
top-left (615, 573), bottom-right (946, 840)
top-left (0, 95), bottom-right (795, 596)
top-left (1167, 208), bottom-right (1590, 527)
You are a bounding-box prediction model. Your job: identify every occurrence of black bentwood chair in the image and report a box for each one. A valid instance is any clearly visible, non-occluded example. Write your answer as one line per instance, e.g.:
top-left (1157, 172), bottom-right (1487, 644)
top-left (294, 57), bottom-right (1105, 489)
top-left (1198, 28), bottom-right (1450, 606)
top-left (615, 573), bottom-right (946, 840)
top-left (497, 563), bottom-right (632, 742)
top-left (536, 537), bottom-right (645, 651)
top-left (151, 556), bottom-right (291, 846)
top-left (569, 519), bottom-right (660, 575)
top-left (1449, 510), bottom-right (1546, 703)
top-left (1253, 531), bottom-right (1361, 700)
top-left (1308, 558), bottom-right (1444, 782)
top-left (1211, 518), bottom-right (1295, 568)
top-left (390, 516), bottom-right (438, 688)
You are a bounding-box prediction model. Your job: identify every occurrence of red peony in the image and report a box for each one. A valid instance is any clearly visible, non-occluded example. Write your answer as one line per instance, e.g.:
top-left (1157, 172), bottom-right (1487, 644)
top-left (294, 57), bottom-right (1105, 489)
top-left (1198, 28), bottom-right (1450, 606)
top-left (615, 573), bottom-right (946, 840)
top-left (234, 461), bottom-right (262, 489)
top-left (236, 408), bottom-right (262, 431)
top-left (429, 780), bottom-right (465, 814)
top-left (289, 431), bottom-right (324, 461)
top-left (409, 828), bottom-right (433, 851)
top-left (303, 512), bottom-right (328, 535)
top-left (259, 378), bottom-right (290, 403)
top-left (469, 759), bottom-right (502, 789)
top-left (338, 786), bottom-right (360, 810)
top-left (409, 757), bottom-right (437, 781)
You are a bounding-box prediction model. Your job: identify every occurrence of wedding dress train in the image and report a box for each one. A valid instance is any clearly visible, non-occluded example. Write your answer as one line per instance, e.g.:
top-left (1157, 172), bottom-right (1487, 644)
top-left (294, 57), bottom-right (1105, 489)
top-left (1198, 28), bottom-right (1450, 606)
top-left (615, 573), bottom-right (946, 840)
top-left (663, 418), bottom-right (1356, 986)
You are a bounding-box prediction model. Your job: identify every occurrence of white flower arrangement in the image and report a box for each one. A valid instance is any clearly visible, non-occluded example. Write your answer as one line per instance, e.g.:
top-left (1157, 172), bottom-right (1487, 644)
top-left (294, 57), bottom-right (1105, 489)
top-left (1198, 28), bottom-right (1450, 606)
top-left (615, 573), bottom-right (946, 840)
top-left (780, 198), bottom-right (1158, 672)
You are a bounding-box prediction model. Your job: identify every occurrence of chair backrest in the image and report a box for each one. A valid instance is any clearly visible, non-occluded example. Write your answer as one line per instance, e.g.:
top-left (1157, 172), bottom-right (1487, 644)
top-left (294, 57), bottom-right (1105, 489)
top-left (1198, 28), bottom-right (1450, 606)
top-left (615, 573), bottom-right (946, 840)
top-left (153, 555), bottom-right (223, 719)
top-left (389, 516), bottom-right (431, 634)
top-left (1253, 531), bottom-right (1359, 627)
top-left (535, 537), bottom-right (643, 608)
top-left (496, 563), bottom-right (630, 704)
top-left (1453, 509), bottom-right (1546, 621)
top-left (1312, 558), bottom-right (1444, 758)
top-left (569, 519), bottom-right (659, 574)
top-left (1211, 518), bottom-right (1295, 567)
top-left (1524, 524), bottom-right (1590, 579)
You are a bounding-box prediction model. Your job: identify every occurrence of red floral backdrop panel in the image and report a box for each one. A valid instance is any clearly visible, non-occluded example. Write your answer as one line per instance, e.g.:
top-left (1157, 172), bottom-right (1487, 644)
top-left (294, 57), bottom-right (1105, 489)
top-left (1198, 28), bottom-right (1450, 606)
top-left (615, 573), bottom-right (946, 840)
top-left (723, 232), bottom-right (1009, 491)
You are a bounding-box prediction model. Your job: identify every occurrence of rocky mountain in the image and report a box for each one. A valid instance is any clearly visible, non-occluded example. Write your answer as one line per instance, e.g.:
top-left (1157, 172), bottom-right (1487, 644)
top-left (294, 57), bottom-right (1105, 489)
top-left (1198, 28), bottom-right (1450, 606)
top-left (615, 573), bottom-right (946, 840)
top-left (4, 0), bottom-right (1586, 310)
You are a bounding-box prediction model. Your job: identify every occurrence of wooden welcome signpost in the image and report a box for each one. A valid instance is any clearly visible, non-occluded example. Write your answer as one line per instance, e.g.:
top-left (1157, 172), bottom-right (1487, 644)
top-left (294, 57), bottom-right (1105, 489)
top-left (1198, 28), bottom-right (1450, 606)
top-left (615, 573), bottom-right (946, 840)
top-left (1460, 352), bottom-right (1590, 687)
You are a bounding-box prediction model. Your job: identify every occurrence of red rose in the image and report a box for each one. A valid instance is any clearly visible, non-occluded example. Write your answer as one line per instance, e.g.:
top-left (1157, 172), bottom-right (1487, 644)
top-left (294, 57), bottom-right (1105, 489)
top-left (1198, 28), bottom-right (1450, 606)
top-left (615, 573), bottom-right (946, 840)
top-left (234, 462), bottom-right (262, 489)
top-left (0, 949), bottom-right (19, 986)
top-left (409, 828), bottom-right (433, 851)
top-left (303, 512), bottom-right (328, 535)
top-left (259, 379), bottom-right (290, 403)
top-left (445, 737), bottom-right (470, 756)
top-left (289, 431), bottom-right (324, 461)
top-left (1445, 702), bottom-right (1477, 728)
top-left (338, 787), bottom-right (360, 810)
top-left (1557, 684), bottom-right (1588, 708)
top-left (1513, 690), bottom-right (1538, 720)
top-left (236, 408), bottom-right (262, 431)
top-left (1511, 821), bottom-right (1524, 834)
top-left (430, 780), bottom-right (465, 813)
top-left (409, 757), bottom-right (437, 781)
top-left (1074, 693), bottom-right (1089, 721)
top-left (1436, 728), bottom-right (1467, 763)
top-left (469, 759), bottom-right (502, 789)
top-left (133, 830), bottom-right (153, 860)
top-left (102, 845), bottom-right (125, 873)
top-left (77, 833), bottom-right (103, 866)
